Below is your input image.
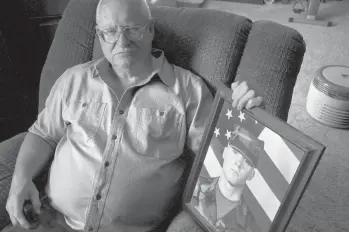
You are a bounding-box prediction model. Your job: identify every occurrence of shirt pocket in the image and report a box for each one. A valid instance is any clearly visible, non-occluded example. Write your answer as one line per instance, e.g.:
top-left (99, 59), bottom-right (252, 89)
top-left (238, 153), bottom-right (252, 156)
top-left (67, 101), bottom-right (107, 141)
top-left (129, 107), bottom-right (184, 157)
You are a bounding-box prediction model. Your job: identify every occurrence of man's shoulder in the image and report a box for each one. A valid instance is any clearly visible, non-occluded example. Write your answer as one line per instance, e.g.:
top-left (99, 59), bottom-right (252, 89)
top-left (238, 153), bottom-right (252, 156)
top-left (171, 64), bottom-right (208, 89)
top-left (173, 65), bottom-right (202, 82)
top-left (64, 59), bottom-right (99, 77)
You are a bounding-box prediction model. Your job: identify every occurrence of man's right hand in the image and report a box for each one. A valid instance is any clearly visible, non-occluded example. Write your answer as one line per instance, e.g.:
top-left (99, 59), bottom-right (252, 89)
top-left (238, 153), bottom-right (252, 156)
top-left (5, 177), bottom-right (41, 229)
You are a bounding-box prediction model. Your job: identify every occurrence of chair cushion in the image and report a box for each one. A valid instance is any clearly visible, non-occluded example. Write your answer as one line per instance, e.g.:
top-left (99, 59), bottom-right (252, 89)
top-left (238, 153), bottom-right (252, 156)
top-left (234, 20), bottom-right (306, 120)
top-left (93, 6), bottom-right (253, 94)
top-left (38, 0), bottom-right (99, 114)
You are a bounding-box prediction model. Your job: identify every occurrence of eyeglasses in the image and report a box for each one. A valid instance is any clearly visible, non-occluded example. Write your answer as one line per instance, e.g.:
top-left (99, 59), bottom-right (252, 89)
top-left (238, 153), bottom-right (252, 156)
top-left (96, 22), bottom-right (151, 44)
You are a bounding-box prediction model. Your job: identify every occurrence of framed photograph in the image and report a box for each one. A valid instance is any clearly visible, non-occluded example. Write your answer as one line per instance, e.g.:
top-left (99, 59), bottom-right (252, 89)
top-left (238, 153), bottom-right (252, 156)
top-left (182, 84), bottom-right (326, 232)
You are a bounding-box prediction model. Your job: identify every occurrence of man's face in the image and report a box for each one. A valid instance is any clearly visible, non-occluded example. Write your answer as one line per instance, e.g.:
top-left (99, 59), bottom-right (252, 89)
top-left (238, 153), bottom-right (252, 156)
top-left (96, 0), bottom-right (154, 69)
top-left (222, 146), bottom-right (255, 186)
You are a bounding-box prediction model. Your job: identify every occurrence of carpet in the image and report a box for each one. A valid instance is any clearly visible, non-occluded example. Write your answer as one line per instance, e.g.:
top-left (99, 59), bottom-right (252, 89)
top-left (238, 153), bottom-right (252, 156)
top-left (203, 1), bottom-right (349, 231)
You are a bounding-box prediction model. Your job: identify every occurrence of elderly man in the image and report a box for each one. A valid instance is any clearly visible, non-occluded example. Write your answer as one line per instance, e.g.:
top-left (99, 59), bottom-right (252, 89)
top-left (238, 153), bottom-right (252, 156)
top-left (3, 0), bottom-right (263, 231)
top-left (191, 126), bottom-right (264, 232)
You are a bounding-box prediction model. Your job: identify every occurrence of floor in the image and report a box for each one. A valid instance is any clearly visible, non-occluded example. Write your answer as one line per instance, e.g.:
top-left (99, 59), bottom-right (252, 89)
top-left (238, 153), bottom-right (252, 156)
top-left (201, 1), bottom-right (349, 232)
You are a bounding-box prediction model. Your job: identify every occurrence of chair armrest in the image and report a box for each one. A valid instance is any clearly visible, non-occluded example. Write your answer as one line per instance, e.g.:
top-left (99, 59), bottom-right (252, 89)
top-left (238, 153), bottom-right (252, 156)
top-left (0, 132), bottom-right (27, 230)
top-left (166, 210), bottom-right (204, 232)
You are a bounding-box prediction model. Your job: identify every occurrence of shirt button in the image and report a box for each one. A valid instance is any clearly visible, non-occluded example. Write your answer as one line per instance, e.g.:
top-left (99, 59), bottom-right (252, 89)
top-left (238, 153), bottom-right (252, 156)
top-left (88, 226), bottom-right (93, 231)
top-left (104, 161), bottom-right (110, 167)
top-left (119, 110), bottom-right (124, 115)
top-left (96, 194), bottom-right (101, 200)
top-left (111, 135), bottom-right (117, 140)
top-left (82, 103), bottom-right (87, 107)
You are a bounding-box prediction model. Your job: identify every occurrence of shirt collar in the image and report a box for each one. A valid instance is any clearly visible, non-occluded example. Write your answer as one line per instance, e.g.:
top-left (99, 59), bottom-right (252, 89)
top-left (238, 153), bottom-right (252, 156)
top-left (93, 48), bottom-right (175, 87)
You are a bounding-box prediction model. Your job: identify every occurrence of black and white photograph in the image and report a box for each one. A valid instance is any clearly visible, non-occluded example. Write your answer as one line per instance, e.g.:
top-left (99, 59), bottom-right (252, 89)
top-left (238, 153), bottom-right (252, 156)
top-left (0, 0), bottom-right (346, 232)
top-left (183, 87), bottom-right (326, 232)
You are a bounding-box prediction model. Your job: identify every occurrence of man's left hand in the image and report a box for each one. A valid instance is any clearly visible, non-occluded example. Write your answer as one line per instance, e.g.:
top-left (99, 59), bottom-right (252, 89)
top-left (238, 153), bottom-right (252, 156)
top-left (231, 81), bottom-right (263, 110)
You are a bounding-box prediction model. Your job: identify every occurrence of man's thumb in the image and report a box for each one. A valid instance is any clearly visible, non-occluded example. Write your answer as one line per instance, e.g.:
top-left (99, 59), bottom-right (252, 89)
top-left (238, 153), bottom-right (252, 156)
top-left (30, 192), bottom-right (41, 214)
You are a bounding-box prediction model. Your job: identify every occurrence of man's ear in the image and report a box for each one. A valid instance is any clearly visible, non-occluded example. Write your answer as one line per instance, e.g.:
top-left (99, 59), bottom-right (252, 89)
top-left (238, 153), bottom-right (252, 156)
top-left (247, 169), bottom-right (255, 181)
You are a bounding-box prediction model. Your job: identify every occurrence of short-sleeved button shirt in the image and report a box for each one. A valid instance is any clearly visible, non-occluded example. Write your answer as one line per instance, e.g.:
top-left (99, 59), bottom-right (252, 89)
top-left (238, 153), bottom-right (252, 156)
top-left (28, 49), bottom-right (214, 232)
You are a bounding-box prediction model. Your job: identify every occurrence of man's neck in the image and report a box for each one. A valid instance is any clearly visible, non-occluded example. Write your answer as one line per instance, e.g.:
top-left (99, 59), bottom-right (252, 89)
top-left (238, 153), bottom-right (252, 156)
top-left (218, 175), bottom-right (244, 202)
top-left (112, 56), bottom-right (154, 89)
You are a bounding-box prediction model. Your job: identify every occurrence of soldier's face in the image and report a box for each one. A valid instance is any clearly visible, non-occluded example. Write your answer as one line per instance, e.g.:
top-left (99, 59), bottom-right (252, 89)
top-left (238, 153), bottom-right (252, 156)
top-left (222, 146), bottom-right (254, 186)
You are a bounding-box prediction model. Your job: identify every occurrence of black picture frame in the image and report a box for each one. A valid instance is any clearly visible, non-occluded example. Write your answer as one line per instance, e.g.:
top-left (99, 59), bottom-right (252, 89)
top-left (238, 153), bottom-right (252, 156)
top-left (182, 84), bottom-right (326, 232)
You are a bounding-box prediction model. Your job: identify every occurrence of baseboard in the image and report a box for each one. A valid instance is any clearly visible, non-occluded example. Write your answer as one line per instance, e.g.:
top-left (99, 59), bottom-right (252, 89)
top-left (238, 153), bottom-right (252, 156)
top-left (177, 0), bottom-right (206, 7)
top-left (219, 0), bottom-right (264, 5)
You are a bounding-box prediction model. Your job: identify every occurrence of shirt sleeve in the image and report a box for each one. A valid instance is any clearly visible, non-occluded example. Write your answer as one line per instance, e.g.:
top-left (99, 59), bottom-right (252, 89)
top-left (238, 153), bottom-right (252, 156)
top-left (185, 76), bottom-right (214, 156)
top-left (28, 71), bottom-right (69, 150)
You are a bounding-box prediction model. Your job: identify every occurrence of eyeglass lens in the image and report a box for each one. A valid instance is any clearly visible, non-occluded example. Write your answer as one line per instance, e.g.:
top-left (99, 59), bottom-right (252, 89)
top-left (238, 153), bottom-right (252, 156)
top-left (102, 27), bottom-right (144, 43)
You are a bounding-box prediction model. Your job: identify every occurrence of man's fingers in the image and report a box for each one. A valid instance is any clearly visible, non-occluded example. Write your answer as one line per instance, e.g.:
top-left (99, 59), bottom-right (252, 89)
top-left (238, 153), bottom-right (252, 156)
top-left (30, 190), bottom-right (41, 214)
top-left (230, 81), bottom-right (240, 91)
top-left (236, 90), bottom-right (255, 110)
top-left (246, 96), bottom-right (263, 109)
top-left (9, 207), bottom-right (19, 227)
top-left (232, 81), bottom-right (248, 107)
top-left (13, 200), bottom-right (30, 229)
top-left (15, 212), bottom-right (31, 230)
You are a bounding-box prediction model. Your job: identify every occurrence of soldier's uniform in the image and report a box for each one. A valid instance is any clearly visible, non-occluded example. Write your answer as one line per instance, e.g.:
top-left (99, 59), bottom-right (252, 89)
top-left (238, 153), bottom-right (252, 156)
top-left (191, 176), bottom-right (261, 232)
top-left (191, 126), bottom-right (265, 232)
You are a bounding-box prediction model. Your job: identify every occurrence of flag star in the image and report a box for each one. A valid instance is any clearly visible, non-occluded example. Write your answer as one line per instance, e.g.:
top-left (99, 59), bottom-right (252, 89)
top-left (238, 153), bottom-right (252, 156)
top-left (255, 120), bottom-right (258, 124)
top-left (238, 111), bottom-right (246, 122)
top-left (214, 128), bottom-right (220, 137)
top-left (226, 109), bottom-right (233, 120)
top-left (225, 130), bottom-right (232, 140)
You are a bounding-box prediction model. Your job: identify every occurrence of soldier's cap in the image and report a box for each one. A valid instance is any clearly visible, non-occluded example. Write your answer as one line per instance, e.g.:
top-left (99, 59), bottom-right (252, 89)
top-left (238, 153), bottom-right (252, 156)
top-left (227, 125), bottom-right (265, 168)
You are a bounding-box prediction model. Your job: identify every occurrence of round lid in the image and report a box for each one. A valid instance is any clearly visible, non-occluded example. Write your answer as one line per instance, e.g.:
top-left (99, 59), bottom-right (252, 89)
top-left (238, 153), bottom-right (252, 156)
top-left (323, 66), bottom-right (349, 88)
top-left (313, 65), bottom-right (349, 101)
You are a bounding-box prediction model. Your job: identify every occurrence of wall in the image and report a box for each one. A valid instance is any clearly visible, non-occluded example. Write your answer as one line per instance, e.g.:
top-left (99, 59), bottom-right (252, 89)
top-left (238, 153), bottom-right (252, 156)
top-left (23, 0), bottom-right (70, 17)
top-left (24, 0), bottom-right (70, 54)
top-left (0, 1), bottom-right (69, 141)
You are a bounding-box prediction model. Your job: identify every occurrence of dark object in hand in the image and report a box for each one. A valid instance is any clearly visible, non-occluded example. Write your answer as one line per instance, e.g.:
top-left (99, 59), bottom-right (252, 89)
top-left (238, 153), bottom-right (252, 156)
top-left (23, 200), bottom-right (40, 228)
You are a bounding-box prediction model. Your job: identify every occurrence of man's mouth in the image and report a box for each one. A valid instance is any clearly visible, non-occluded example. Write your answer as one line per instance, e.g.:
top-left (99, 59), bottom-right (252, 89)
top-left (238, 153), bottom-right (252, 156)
top-left (117, 49), bottom-right (135, 54)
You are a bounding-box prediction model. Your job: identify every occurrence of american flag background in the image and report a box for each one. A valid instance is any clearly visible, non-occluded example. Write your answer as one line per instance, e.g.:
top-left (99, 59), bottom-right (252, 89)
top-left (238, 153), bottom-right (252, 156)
top-left (198, 101), bottom-right (305, 231)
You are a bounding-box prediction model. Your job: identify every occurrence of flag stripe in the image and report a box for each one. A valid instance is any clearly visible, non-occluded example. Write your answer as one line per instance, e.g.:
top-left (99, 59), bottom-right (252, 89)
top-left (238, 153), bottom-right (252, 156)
top-left (255, 144), bottom-right (289, 203)
top-left (243, 187), bottom-right (271, 232)
top-left (247, 169), bottom-right (281, 220)
top-left (258, 127), bottom-right (300, 184)
top-left (284, 139), bottom-right (304, 162)
top-left (204, 144), bottom-right (223, 177)
top-left (210, 137), bottom-right (224, 164)
top-left (200, 165), bottom-right (210, 179)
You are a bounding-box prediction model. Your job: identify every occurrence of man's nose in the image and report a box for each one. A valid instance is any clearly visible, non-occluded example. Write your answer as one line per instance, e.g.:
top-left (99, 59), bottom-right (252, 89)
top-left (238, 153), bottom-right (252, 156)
top-left (116, 32), bottom-right (131, 47)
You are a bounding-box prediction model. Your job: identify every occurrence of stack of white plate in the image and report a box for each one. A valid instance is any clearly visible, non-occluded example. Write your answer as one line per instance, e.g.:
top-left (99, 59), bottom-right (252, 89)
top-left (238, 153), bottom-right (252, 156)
top-left (306, 65), bottom-right (349, 129)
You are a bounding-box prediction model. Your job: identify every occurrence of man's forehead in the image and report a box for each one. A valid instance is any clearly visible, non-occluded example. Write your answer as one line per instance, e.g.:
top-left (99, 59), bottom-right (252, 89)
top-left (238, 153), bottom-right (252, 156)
top-left (97, 0), bottom-right (150, 26)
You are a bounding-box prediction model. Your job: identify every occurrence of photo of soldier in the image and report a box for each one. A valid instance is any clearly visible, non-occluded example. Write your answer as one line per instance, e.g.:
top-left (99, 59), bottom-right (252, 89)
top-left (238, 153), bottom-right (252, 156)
top-left (191, 126), bottom-right (265, 232)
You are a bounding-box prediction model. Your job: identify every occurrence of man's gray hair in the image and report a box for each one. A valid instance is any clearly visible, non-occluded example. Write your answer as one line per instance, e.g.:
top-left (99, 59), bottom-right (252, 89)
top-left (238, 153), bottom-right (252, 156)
top-left (96, 0), bottom-right (152, 24)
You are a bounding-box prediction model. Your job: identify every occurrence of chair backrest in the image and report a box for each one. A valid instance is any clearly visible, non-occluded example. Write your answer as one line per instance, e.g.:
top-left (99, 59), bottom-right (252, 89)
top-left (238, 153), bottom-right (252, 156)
top-left (38, 0), bottom-right (253, 113)
top-left (38, 0), bottom-right (305, 122)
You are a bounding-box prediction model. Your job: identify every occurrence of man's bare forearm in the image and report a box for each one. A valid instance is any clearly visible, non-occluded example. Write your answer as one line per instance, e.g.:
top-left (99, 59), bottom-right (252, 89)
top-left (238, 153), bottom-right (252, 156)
top-left (13, 132), bottom-right (54, 182)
